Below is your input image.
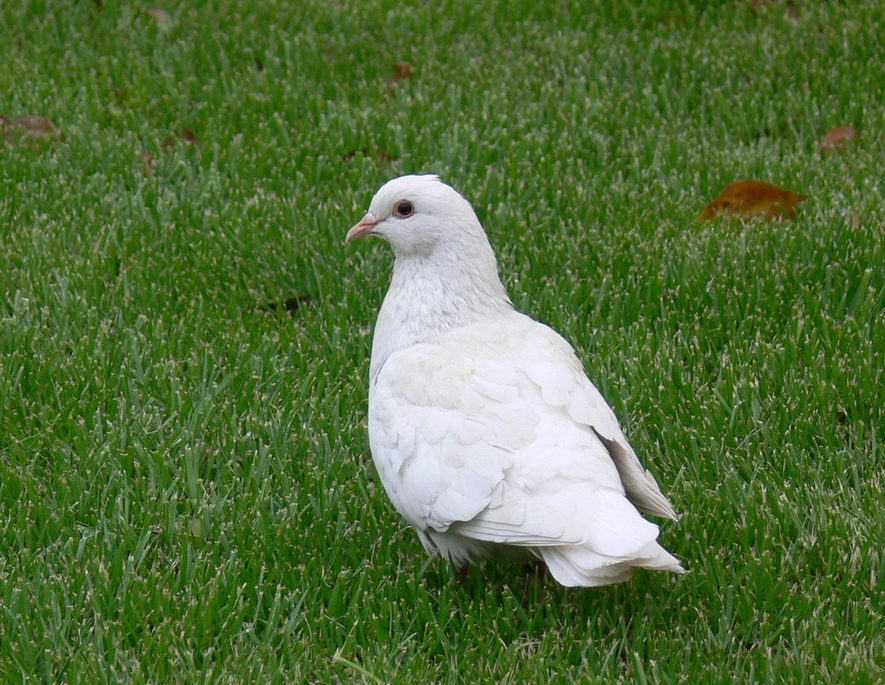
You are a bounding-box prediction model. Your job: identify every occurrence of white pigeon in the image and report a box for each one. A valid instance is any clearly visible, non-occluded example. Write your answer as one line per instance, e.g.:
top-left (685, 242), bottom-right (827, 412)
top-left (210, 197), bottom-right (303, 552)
top-left (347, 174), bottom-right (684, 587)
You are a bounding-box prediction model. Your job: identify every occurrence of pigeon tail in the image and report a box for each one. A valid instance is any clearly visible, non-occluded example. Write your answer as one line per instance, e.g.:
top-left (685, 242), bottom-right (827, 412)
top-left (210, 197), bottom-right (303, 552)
top-left (540, 542), bottom-right (685, 588)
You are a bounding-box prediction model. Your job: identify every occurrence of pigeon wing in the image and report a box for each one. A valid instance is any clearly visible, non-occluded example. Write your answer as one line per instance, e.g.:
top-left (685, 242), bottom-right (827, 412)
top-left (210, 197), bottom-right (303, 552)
top-left (438, 313), bottom-right (679, 521)
top-left (368, 312), bottom-right (678, 551)
top-left (369, 341), bottom-right (537, 534)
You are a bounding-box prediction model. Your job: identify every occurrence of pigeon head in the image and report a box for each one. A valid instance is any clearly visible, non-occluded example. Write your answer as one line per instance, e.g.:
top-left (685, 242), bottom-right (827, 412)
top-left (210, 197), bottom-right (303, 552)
top-left (348, 175), bottom-right (513, 349)
top-left (346, 175), bottom-right (486, 258)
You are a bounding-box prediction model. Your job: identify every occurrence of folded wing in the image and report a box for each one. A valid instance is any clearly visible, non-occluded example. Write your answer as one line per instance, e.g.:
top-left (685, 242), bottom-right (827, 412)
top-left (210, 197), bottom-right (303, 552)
top-left (368, 312), bottom-right (682, 583)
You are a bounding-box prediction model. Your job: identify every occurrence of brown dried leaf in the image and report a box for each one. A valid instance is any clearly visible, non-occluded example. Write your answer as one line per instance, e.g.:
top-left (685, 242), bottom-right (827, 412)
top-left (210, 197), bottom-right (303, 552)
top-left (145, 8), bottom-right (172, 30)
top-left (819, 126), bottom-right (859, 153)
top-left (385, 61), bottom-right (415, 91)
top-left (142, 152), bottom-right (154, 176)
top-left (162, 128), bottom-right (198, 148)
top-left (702, 180), bottom-right (808, 221)
top-left (341, 145), bottom-right (397, 164)
top-left (257, 295), bottom-right (313, 316)
top-left (392, 61), bottom-right (415, 81)
top-left (2, 114), bottom-right (59, 139)
top-left (15, 115), bottom-right (57, 135)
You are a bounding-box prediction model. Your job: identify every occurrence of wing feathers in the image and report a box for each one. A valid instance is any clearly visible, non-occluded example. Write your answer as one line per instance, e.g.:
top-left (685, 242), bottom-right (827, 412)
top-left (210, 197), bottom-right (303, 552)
top-left (594, 432), bottom-right (679, 520)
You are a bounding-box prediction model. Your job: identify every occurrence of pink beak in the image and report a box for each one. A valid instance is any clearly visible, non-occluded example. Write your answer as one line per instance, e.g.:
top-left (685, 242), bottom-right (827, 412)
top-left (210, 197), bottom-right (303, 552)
top-left (345, 213), bottom-right (380, 243)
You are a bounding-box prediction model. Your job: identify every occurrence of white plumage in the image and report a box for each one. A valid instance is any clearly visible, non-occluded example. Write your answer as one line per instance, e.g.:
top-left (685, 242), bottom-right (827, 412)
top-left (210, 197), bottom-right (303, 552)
top-left (347, 175), bottom-right (684, 587)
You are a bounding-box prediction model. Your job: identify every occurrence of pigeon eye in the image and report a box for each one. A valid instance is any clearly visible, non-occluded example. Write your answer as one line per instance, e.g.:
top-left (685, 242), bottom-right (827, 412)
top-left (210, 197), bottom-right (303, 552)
top-left (393, 200), bottom-right (414, 218)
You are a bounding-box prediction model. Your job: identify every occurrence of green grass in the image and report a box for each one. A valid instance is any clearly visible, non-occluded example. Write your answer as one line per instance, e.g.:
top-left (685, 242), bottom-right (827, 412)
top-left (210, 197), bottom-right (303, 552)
top-left (1, 0), bottom-right (882, 681)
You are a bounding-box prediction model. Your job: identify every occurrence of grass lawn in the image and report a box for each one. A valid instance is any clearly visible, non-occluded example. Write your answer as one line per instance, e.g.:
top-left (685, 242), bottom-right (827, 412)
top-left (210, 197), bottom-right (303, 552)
top-left (1, 0), bottom-right (882, 681)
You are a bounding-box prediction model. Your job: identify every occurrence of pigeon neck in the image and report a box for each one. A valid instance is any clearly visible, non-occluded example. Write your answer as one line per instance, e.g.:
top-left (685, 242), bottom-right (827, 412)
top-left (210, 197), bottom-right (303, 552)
top-left (370, 242), bottom-right (512, 382)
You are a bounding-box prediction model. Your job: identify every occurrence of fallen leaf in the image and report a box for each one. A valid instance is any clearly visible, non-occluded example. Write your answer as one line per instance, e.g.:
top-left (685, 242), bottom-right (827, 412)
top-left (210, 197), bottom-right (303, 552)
top-left (819, 126), bottom-right (859, 153)
top-left (341, 145), bottom-right (397, 163)
top-left (145, 8), bottom-right (172, 30)
top-left (142, 152), bottom-right (154, 176)
top-left (15, 115), bottom-right (57, 135)
top-left (257, 294), bottom-right (313, 316)
top-left (2, 114), bottom-right (60, 139)
top-left (392, 61), bottom-right (415, 81)
top-left (162, 128), bottom-right (198, 148)
top-left (385, 61), bottom-right (415, 91)
top-left (702, 180), bottom-right (808, 220)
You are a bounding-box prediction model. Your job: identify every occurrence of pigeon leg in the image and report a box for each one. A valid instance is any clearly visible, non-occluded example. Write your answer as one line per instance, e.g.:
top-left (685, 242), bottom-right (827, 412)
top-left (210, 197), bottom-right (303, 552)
top-left (520, 561), bottom-right (548, 603)
top-left (456, 564), bottom-right (469, 584)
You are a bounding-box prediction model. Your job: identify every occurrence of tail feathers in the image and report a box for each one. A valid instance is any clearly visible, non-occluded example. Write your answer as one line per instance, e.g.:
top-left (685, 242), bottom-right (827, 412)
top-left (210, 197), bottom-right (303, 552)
top-left (541, 541), bottom-right (685, 588)
top-left (630, 541), bottom-right (684, 571)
